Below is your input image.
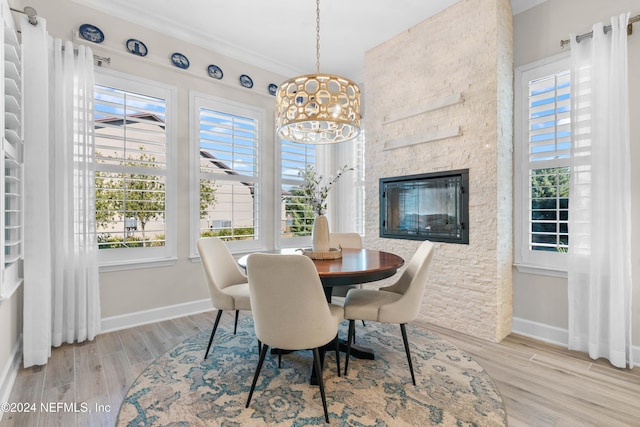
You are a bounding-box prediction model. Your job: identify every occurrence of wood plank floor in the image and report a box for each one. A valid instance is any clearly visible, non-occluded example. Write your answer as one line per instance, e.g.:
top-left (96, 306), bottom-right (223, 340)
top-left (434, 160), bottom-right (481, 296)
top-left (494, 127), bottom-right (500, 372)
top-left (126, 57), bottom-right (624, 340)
top-left (2, 311), bottom-right (639, 426)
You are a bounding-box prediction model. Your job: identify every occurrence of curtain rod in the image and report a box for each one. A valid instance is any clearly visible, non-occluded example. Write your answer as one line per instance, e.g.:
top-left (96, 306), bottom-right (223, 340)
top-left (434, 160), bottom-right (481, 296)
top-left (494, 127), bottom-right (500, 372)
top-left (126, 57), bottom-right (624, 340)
top-left (560, 14), bottom-right (639, 48)
top-left (10, 6), bottom-right (37, 26)
top-left (11, 7), bottom-right (111, 67)
top-left (61, 45), bottom-right (111, 67)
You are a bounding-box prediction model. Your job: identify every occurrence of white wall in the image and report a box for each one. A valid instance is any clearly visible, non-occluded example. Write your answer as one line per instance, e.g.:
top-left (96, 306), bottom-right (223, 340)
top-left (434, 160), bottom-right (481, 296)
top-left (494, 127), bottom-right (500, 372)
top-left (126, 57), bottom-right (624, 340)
top-left (513, 0), bottom-right (640, 351)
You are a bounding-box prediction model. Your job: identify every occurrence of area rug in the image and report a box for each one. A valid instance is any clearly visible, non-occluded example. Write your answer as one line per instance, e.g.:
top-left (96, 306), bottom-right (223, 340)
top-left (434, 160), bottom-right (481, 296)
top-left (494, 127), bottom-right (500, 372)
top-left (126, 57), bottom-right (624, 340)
top-left (117, 318), bottom-right (507, 426)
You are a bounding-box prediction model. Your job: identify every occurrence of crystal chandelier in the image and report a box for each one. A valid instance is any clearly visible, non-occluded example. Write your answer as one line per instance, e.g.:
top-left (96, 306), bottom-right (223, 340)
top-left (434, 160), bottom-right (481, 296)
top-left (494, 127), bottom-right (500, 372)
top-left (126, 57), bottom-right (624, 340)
top-left (275, 0), bottom-right (361, 144)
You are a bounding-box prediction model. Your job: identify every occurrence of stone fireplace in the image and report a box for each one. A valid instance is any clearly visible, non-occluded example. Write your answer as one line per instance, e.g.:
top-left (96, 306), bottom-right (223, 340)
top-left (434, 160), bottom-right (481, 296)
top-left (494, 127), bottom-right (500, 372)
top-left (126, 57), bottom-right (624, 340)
top-left (363, 0), bottom-right (513, 342)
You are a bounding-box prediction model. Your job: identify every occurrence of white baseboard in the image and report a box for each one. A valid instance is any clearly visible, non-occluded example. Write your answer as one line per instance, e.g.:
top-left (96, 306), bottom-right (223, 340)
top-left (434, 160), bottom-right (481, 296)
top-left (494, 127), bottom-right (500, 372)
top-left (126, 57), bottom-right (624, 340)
top-left (511, 317), bottom-right (568, 347)
top-left (512, 317), bottom-right (640, 368)
top-left (0, 335), bottom-right (22, 422)
top-left (100, 299), bottom-right (213, 333)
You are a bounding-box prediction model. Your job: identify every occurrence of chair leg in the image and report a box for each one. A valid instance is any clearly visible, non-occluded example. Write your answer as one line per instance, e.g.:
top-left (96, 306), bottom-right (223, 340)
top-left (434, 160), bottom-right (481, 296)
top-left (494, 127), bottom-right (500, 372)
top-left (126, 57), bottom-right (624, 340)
top-left (257, 339), bottom-right (262, 354)
top-left (400, 323), bottom-right (416, 386)
top-left (349, 320), bottom-right (365, 344)
top-left (334, 333), bottom-right (341, 377)
top-left (278, 349), bottom-right (282, 368)
top-left (204, 310), bottom-right (223, 359)
top-left (344, 320), bottom-right (355, 376)
top-left (246, 344), bottom-right (269, 408)
top-left (234, 310), bottom-right (240, 334)
top-left (313, 347), bottom-right (330, 423)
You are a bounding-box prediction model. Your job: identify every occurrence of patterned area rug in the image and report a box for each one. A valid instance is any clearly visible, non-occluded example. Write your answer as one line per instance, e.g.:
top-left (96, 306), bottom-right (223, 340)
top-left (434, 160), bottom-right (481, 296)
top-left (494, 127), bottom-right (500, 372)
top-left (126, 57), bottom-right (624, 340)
top-left (117, 318), bottom-right (506, 426)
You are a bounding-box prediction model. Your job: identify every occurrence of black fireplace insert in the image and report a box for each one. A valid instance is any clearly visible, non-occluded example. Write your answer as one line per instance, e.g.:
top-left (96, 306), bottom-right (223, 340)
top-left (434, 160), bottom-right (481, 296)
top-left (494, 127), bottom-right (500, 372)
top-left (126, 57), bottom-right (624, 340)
top-left (380, 169), bottom-right (469, 244)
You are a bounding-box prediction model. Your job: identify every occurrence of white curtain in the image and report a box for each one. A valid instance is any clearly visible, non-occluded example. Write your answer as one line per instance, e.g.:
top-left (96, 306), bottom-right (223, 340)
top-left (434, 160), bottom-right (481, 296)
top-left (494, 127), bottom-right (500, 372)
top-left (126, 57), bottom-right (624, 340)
top-left (568, 13), bottom-right (633, 369)
top-left (22, 17), bottom-right (100, 368)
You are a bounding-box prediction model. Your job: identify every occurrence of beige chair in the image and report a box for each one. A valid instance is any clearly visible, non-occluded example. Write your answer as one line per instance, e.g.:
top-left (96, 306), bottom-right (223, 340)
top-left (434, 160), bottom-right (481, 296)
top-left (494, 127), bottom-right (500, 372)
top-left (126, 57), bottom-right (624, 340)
top-left (329, 232), bottom-right (362, 250)
top-left (197, 237), bottom-right (251, 359)
top-left (245, 253), bottom-right (343, 423)
top-left (329, 232), bottom-right (366, 334)
top-left (328, 232), bottom-right (362, 301)
top-left (343, 240), bottom-right (435, 385)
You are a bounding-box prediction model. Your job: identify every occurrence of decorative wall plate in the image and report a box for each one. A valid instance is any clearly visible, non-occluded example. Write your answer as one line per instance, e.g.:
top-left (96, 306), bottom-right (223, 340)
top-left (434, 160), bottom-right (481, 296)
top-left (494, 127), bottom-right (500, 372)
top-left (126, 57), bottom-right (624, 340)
top-left (207, 64), bottom-right (223, 79)
top-left (79, 24), bottom-right (105, 43)
top-left (171, 52), bottom-right (190, 69)
top-left (126, 39), bottom-right (148, 57)
top-left (268, 83), bottom-right (278, 96)
top-left (239, 74), bottom-right (253, 88)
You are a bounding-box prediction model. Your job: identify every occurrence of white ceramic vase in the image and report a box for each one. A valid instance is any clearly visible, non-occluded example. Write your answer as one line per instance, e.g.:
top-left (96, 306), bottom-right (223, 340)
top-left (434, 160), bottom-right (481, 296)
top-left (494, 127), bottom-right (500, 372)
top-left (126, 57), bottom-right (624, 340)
top-left (312, 214), bottom-right (330, 253)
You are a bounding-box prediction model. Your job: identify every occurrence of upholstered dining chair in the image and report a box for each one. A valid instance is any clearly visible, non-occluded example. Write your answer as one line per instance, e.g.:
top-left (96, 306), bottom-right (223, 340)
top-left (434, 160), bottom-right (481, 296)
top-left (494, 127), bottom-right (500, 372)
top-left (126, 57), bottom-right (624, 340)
top-left (328, 232), bottom-right (362, 302)
top-left (329, 232), bottom-right (362, 250)
top-left (329, 232), bottom-right (365, 334)
top-left (343, 240), bottom-right (435, 385)
top-left (197, 237), bottom-right (251, 359)
top-left (245, 253), bottom-right (343, 423)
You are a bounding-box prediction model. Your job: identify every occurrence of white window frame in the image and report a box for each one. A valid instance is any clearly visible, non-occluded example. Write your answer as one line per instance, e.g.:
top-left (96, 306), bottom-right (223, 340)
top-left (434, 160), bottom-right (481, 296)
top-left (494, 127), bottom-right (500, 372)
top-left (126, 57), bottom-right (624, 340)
top-left (334, 130), bottom-right (365, 236)
top-left (189, 92), bottom-right (265, 257)
top-left (514, 52), bottom-right (570, 277)
top-left (94, 70), bottom-right (178, 271)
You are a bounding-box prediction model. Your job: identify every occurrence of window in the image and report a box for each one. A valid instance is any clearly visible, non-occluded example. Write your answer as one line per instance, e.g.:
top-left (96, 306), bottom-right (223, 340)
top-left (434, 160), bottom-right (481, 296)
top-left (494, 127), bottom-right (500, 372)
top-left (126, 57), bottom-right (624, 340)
top-left (280, 138), bottom-right (317, 243)
top-left (94, 71), bottom-right (177, 269)
top-left (279, 132), bottom-right (365, 247)
top-left (190, 93), bottom-right (263, 255)
top-left (515, 54), bottom-right (571, 272)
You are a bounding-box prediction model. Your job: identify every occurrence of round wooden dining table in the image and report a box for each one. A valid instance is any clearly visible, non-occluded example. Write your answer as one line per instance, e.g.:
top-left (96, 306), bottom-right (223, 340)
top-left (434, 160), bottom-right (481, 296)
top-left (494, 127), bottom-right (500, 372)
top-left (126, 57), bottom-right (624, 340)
top-left (237, 247), bottom-right (404, 301)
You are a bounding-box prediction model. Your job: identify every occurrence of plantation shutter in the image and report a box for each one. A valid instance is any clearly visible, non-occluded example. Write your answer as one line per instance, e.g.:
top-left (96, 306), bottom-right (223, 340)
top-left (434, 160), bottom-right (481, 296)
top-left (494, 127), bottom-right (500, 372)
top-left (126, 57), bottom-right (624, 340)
top-left (527, 71), bottom-right (571, 252)
top-left (198, 108), bottom-right (258, 241)
top-left (280, 140), bottom-right (316, 238)
top-left (94, 84), bottom-right (168, 249)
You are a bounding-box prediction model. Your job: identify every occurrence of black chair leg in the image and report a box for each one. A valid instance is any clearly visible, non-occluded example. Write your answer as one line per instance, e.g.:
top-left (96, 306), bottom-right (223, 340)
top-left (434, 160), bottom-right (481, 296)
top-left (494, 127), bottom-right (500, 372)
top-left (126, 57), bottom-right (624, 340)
top-left (344, 320), bottom-right (355, 376)
top-left (257, 339), bottom-right (262, 354)
top-left (246, 344), bottom-right (269, 408)
top-left (350, 320), bottom-right (366, 344)
top-left (204, 310), bottom-right (223, 359)
top-left (334, 333), bottom-right (341, 377)
top-left (313, 347), bottom-right (330, 423)
top-left (278, 349), bottom-right (282, 368)
top-left (400, 323), bottom-right (416, 386)
top-left (234, 310), bottom-right (240, 334)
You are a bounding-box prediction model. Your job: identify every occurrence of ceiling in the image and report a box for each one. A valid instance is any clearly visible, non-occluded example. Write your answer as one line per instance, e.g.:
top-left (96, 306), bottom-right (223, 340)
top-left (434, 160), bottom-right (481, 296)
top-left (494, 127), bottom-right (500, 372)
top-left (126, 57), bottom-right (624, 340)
top-left (73, 0), bottom-right (545, 83)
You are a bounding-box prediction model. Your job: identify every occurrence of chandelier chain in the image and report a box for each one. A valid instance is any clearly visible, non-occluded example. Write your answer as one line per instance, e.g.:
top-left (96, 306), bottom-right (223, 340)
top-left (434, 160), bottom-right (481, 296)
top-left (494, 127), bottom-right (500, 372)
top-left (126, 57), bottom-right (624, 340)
top-left (315, 0), bottom-right (321, 74)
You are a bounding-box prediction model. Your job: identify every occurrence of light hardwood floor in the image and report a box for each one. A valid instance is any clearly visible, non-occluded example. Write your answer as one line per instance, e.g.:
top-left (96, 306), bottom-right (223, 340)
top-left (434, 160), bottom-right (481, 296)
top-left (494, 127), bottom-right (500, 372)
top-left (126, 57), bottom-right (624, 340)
top-left (2, 312), bottom-right (639, 426)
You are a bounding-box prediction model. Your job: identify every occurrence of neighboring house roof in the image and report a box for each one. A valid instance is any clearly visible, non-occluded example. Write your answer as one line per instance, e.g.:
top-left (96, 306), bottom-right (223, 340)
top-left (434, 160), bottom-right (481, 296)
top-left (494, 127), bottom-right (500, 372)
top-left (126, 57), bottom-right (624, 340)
top-left (199, 150), bottom-right (255, 196)
top-left (95, 112), bottom-right (166, 129)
